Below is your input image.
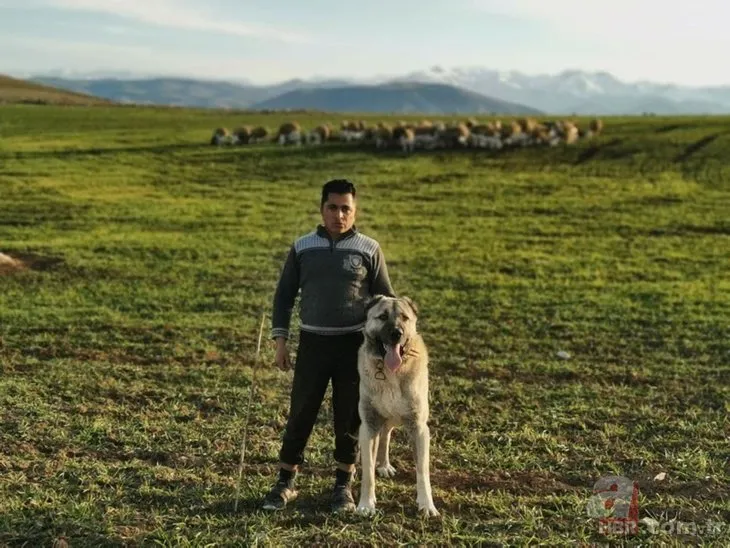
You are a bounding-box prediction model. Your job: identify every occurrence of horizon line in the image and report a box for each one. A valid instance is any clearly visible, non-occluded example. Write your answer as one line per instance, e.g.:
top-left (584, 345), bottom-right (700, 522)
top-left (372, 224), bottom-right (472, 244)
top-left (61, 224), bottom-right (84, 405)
top-left (5, 67), bottom-right (730, 90)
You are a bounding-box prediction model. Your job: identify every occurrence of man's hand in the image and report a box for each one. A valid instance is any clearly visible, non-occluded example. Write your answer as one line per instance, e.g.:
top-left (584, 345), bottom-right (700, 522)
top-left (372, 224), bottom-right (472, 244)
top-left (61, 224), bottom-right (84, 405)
top-left (274, 337), bottom-right (292, 371)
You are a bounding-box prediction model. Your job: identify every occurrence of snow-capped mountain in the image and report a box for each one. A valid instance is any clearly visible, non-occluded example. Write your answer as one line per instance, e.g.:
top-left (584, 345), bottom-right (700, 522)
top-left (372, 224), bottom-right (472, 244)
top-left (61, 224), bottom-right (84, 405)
top-left (388, 66), bottom-right (730, 114)
top-left (24, 66), bottom-right (730, 114)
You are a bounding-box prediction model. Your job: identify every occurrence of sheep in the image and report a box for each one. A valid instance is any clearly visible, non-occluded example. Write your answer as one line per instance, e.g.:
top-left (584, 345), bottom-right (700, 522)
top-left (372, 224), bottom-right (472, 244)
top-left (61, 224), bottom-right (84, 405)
top-left (552, 121), bottom-right (580, 144)
top-left (221, 115), bottom-right (599, 155)
top-left (210, 127), bottom-right (231, 146)
top-left (232, 126), bottom-right (253, 145)
top-left (502, 121), bottom-right (528, 146)
top-left (485, 122), bottom-right (501, 137)
top-left (562, 121), bottom-right (579, 144)
top-left (0, 252), bottom-right (24, 274)
top-left (248, 126), bottom-right (269, 144)
top-left (277, 121), bottom-right (303, 146)
top-left (501, 121), bottom-right (521, 139)
top-left (437, 123), bottom-right (470, 148)
top-left (363, 125), bottom-right (381, 145)
top-left (392, 126), bottom-right (415, 153)
top-left (529, 124), bottom-right (552, 146)
top-left (413, 124), bottom-right (440, 150)
top-left (374, 125), bottom-right (394, 149)
top-left (469, 124), bottom-right (490, 135)
top-left (518, 118), bottom-right (539, 134)
top-left (587, 118), bottom-right (604, 138)
top-left (307, 124), bottom-right (331, 145)
top-left (340, 120), bottom-right (366, 142)
top-left (468, 124), bottom-right (502, 149)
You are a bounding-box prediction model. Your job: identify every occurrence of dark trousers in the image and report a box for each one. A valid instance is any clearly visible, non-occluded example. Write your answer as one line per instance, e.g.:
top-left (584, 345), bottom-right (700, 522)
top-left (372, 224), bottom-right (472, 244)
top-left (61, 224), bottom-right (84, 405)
top-left (279, 330), bottom-right (363, 467)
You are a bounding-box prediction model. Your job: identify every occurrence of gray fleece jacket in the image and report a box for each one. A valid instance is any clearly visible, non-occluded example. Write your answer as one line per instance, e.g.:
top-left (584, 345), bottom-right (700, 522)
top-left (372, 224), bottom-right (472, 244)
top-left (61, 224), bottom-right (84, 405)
top-left (271, 225), bottom-right (396, 339)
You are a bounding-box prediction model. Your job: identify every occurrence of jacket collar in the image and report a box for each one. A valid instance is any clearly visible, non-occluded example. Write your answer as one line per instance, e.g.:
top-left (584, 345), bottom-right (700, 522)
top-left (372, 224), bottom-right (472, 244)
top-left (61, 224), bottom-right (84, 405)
top-left (316, 224), bottom-right (358, 242)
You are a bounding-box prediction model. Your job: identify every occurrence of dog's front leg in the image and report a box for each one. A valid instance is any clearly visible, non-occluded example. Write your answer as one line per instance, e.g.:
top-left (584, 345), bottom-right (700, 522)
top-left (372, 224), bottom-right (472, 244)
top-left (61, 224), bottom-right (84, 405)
top-left (376, 424), bottom-right (396, 477)
top-left (414, 422), bottom-right (439, 517)
top-left (357, 421), bottom-right (379, 516)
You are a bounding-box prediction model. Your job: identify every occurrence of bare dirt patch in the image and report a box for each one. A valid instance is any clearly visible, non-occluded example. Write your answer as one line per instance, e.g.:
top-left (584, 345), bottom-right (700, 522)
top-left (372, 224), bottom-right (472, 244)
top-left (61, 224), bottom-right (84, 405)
top-left (435, 469), bottom-right (583, 496)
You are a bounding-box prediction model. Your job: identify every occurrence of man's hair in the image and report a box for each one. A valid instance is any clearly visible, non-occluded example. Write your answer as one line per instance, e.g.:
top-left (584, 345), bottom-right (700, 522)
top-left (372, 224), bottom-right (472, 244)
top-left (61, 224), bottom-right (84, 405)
top-left (321, 179), bottom-right (356, 207)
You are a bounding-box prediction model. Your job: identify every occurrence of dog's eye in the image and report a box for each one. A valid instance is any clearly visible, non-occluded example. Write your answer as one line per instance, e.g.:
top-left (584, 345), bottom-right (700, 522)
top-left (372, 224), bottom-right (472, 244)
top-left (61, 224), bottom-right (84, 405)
top-left (378, 312), bottom-right (388, 320)
top-left (400, 314), bottom-right (409, 322)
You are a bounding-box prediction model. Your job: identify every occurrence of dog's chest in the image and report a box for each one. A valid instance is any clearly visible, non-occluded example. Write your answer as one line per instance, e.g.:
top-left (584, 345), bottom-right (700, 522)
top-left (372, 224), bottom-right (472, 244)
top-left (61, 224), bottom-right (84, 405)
top-left (370, 376), bottom-right (412, 419)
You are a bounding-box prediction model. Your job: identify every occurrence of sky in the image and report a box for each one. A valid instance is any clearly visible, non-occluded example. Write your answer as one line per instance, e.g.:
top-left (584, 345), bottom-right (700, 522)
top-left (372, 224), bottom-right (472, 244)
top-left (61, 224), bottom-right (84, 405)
top-left (1, 0), bottom-right (729, 87)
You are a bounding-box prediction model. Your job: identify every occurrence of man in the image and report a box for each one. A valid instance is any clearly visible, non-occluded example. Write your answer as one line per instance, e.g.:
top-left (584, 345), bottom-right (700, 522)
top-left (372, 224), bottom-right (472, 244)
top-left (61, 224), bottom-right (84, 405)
top-left (263, 179), bottom-right (396, 513)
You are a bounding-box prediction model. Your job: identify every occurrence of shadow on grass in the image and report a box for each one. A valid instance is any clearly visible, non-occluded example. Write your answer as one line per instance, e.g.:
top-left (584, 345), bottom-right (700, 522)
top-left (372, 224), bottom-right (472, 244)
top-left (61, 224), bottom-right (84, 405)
top-left (1, 137), bottom-right (636, 179)
top-left (573, 138), bottom-right (624, 165)
top-left (207, 489), bottom-right (332, 518)
top-left (2, 142), bottom-right (207, 160)
top-left (0, 508), bottom-right (124, 548)
top-left (674, 133), bottom-right (723, 163)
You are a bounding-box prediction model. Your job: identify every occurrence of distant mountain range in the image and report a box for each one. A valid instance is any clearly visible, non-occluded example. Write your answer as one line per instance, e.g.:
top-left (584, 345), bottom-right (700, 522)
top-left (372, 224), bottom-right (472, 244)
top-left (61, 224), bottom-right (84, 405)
top-left (29, 76), bottom-right (540, 114)
top-left (26, 67), bottom-right (730, 114)
top-left (397, 66), bottom-right (730, 115)
top-left (251, 82), bottom-right (542, 115)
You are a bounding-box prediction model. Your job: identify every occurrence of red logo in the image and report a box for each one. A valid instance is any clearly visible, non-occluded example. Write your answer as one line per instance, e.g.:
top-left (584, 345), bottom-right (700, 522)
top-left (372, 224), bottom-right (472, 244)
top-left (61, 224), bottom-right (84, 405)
top-left (586, 475), bottom-right (639, 535)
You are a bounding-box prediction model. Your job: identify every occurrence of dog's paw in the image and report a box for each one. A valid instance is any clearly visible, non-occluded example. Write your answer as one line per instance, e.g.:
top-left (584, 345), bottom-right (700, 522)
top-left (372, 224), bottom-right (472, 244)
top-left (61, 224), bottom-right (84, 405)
top-left (356, 500), bottom-right (377, 516)
top-left (376, 464), bottom-right (396, 477)
top-left (418, 503), bottom-right (440, 518)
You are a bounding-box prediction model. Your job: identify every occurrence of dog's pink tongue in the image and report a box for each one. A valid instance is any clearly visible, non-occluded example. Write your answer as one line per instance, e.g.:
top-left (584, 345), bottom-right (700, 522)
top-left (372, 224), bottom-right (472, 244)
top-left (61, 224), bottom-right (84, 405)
top-left (384, 344), bottom-right (402, 371)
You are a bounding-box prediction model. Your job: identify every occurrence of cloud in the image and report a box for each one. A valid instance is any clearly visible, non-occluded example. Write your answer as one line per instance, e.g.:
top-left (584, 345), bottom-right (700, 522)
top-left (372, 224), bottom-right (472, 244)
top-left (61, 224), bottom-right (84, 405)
top-left (102, 25), bottom-right (132, 35)
top-left (40, 0), bottom-right (313, 44)
top-left (5, 35), bottom-right (177, 65)
top-left (469, 0), bottom-right (730, 46)
top-left (2, 34), bottom-right (307, 81)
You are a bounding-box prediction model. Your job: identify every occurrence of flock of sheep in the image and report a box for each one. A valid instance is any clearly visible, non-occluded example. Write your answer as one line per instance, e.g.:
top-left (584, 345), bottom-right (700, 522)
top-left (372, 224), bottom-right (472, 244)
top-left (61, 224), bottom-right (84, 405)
top-left (209, 117), bottom-right (605, 152)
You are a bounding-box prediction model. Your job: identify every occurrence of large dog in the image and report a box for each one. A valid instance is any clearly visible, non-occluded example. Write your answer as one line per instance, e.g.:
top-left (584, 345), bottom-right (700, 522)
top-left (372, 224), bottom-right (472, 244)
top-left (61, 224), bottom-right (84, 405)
top-left (355, 294), bottom-right (439, 517)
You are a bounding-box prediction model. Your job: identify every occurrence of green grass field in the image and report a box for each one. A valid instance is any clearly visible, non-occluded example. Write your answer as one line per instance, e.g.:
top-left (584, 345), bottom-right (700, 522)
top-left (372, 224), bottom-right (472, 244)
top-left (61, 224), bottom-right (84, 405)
top-left (1, 104), bottom-right (729, 546)
top-left (0, 76), bottom-right (112, 107)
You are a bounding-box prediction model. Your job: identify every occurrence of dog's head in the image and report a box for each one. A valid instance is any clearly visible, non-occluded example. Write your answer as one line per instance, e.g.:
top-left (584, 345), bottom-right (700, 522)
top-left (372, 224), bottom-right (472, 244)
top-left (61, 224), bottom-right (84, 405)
top-left (364, 294), bottom-right (419, 373)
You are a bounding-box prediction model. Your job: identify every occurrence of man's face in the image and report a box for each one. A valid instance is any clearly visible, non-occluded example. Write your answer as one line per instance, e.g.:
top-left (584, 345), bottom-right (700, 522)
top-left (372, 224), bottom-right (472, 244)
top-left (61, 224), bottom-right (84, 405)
top-left (321, 192), bottom-right (356, 237)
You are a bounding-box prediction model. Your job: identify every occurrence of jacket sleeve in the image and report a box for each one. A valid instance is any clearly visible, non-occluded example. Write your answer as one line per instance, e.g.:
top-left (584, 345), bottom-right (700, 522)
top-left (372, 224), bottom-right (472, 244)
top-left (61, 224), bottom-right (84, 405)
top-left (271, 245), bottom-right (299, 340)
top-left (369, 244), bottom-right (396, 298)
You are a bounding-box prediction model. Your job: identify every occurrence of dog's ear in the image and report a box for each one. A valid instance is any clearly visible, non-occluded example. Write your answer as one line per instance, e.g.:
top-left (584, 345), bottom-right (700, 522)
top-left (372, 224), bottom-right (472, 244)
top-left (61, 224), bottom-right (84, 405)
top-left (401, 296), bottom-right (418, 317)
top-left (365, 294), bottom-right (387, 312)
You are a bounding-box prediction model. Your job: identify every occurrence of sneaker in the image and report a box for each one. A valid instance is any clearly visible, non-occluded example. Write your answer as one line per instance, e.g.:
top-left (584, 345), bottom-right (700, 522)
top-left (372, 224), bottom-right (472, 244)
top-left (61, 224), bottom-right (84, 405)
top-left (331, 483), bottom-right (355, 513)
top-left (262, 479), bottom-right (298, 511)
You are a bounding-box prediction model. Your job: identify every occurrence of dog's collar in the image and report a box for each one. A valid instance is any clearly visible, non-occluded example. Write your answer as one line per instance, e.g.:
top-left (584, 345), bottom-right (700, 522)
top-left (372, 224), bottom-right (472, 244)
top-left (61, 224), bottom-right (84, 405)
top-left (371, 337), bottom-right (387, 380)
